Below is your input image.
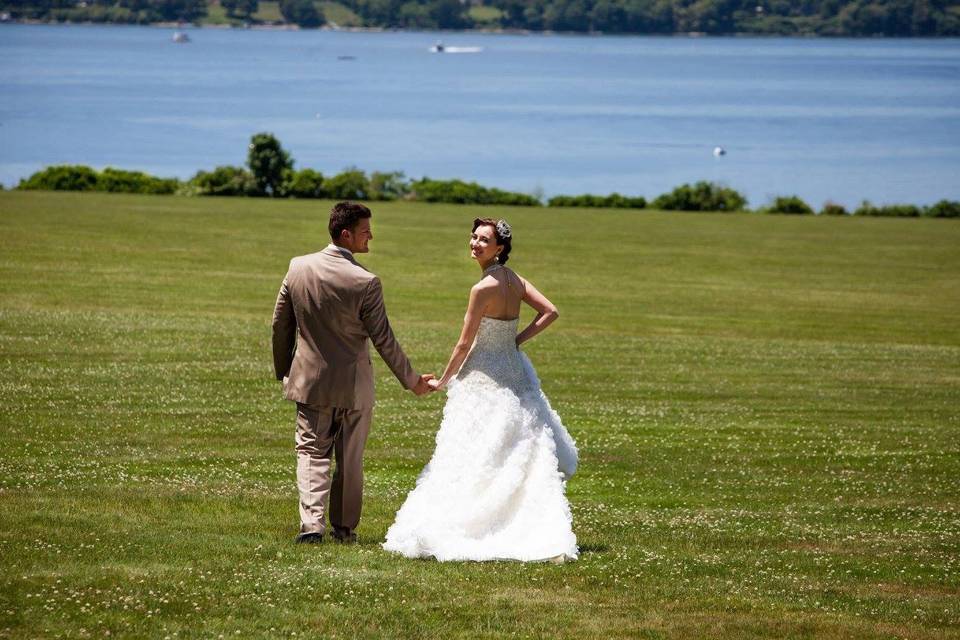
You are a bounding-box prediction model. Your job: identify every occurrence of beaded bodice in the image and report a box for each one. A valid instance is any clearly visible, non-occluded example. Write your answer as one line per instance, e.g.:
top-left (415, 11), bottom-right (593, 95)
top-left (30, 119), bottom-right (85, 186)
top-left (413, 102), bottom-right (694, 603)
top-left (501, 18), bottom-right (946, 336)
top-left (455, 317), bottom-right (534, 395)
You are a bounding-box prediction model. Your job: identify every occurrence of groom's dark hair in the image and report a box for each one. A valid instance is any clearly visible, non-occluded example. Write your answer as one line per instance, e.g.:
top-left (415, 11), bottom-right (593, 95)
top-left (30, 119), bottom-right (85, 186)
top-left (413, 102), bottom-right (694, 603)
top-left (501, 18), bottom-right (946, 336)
top-left (329, 202), bottom-right (372, 241)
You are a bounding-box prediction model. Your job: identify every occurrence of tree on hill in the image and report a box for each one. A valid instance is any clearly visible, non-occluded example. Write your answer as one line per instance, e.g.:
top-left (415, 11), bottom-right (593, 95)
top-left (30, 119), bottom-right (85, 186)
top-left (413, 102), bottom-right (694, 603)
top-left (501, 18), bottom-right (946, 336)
top-left (154, 0), bottom-right (207, 21)
top-left (398, 1), bottom-right (434, 27)
top-left (543, 0), bottom-right (591, 30)
top-left (431, 0), bottom-right (470, 27)
top-left (222, 0), bottom-right (258, 19)
top-left (280, 0), bottom-right (323, 26)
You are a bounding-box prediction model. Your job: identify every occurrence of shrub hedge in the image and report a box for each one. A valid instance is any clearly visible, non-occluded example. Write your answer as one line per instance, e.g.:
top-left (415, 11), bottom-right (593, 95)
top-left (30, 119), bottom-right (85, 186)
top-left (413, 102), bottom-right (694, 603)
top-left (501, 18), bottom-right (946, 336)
top-left (283, 169), bottom-right (325, 199)
top-left (410, 178), bottom-right (540, 207)
top-left (765, 195), bottom-right (814, 215)
top-left (98, 168), bottom-right (179, 195)
top-left (923, 200), bottom-right (960, 218)
top-left (13, 155), bottom-right (959, 218)
top-left (18, 165), bottom-right (100, 192)
top-left (854, 201), bottom-right (923, 217)
top-left (189, 166), bottom-right (258, 197)
top-left (820, 201), bottom-right (849, 216)
top-left (17, 165), bottom-right (178, 194)
top-left (652, 181), bottom-right (747, 212)
top-left (547, 193), bottom-right (646, 209)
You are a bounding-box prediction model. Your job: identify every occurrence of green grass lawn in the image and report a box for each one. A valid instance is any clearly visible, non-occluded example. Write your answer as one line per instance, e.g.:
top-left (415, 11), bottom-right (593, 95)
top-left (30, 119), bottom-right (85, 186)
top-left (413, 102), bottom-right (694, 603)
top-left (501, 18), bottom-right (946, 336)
top-left (245, 1), bottom-right (360, 27)
top-left (198, 2), bottom-right (230, 25)
top-left (468, 4), bottom-right (503, 25)
top-left (1, 191), bottom-right (958, 638)
top-left (251, 0), bottom-right (282, 23)
top-left (200, 0), bottom-right (245, 26)
top-left (319, 1), bottom-right (361, 27)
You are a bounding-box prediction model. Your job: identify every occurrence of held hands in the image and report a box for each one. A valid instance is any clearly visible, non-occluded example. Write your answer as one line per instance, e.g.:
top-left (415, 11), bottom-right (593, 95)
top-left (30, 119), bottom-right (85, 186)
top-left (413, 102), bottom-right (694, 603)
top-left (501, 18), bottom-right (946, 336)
top-left (427, 378), bottom-right (443, 391)
top-left (412, 373), bottom-right (437, 396)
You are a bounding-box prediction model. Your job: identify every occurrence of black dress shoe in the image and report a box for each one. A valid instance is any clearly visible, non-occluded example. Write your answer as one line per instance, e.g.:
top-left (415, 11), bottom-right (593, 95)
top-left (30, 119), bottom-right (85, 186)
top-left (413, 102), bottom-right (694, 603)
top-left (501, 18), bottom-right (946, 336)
top-left (295, 532), bottom-right (323, 544)
top-left (330, 529), bottom-right (357, 544)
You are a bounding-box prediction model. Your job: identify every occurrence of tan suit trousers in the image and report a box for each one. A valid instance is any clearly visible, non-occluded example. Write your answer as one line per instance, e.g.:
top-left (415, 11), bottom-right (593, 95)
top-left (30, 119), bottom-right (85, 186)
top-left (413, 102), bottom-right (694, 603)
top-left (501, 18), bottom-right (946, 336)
top-left (295, 403), bottom-right (372, 536)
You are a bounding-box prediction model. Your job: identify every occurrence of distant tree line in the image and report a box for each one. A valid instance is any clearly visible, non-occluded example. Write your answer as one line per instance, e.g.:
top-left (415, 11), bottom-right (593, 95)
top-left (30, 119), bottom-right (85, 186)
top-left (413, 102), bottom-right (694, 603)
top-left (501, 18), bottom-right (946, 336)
top-left (3, 0), bottom-right (958, 34)
top-left (12, 133), bottom-right (959, 217)
top-left (340, 0), bottom-right (470, 29)
top-left (339, 0), bottom-right (960, 36)
top-left (1, 0), bottom-right (208, 23)
top-left (1, 0), bottom-right (337, 26)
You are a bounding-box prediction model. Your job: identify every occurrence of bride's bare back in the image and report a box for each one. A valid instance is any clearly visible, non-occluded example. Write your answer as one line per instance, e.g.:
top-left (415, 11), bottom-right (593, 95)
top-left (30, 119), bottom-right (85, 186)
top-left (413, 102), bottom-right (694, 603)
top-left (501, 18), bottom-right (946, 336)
top-left (478, 265), bottom-right (525, 320)
top-left (436, 266), bottom-right (559, 388)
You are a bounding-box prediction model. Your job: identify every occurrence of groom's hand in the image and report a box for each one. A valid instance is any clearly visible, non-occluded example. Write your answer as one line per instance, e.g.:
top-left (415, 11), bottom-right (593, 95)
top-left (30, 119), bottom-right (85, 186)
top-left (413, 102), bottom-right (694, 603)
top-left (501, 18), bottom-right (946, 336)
top-left (412, 373), bottom-right (436, 396)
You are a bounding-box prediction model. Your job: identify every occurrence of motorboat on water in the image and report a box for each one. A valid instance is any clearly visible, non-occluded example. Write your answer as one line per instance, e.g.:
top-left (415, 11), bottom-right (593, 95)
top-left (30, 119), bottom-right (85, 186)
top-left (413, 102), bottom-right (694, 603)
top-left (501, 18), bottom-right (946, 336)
top-left (172, 31), bottom-right (191, 43)
top-left (429, 41), bottom-right (483, 54)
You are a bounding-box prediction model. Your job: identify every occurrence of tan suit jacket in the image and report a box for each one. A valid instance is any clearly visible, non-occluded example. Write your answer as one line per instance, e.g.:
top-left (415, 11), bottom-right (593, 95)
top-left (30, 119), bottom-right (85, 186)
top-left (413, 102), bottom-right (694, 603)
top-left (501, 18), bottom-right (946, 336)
top-left (272, 245), bottom-right (419, 409)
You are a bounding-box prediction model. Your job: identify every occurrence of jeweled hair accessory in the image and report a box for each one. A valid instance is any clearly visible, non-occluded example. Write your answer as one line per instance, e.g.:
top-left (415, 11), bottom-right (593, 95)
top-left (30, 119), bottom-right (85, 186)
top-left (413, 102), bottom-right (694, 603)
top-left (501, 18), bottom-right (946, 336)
top-left (496, 219), bottom-right (512, 239)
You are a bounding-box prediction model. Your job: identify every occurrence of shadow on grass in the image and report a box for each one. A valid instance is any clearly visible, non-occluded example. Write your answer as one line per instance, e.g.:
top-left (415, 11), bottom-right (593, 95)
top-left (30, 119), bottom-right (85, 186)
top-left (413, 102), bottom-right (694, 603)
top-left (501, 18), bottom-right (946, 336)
top-left (578, 543), bottom-right (609, 555)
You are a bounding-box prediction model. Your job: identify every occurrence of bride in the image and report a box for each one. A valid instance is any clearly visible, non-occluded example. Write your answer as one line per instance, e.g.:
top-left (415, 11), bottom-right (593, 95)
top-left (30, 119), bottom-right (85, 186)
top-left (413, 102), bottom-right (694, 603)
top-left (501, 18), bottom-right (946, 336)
top-left (382, 217), bottom-right (579, 562)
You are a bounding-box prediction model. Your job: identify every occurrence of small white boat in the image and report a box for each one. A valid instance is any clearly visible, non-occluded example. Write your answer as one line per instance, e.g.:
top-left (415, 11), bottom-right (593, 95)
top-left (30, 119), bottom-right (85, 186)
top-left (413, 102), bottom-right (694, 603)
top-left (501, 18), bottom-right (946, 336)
top-left (172, 31), bottom-right (191, 43)
top-left (429, 41), bottom-right (483, 54)
top-left (713, 146), bottom-right (726, 157)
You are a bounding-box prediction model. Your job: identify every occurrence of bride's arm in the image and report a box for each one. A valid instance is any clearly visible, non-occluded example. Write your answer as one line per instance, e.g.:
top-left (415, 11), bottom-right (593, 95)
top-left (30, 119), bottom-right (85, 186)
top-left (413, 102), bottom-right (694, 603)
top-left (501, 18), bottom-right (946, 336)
top-left (435, 284), bottom-right (489, 388)
top-left (515, 278), bottom-right (558, 348)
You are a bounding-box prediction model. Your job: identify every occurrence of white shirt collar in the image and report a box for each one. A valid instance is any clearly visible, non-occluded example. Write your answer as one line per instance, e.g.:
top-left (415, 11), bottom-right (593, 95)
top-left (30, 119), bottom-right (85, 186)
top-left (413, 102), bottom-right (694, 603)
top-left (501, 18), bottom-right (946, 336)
top-left (327, 243), bottom-right (353, 258)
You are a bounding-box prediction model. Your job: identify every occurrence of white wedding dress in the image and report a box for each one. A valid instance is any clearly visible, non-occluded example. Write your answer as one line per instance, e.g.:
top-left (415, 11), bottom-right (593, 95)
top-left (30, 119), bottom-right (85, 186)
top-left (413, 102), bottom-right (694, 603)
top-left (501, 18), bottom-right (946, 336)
top-left (383, 316), bottom-right (579, 562)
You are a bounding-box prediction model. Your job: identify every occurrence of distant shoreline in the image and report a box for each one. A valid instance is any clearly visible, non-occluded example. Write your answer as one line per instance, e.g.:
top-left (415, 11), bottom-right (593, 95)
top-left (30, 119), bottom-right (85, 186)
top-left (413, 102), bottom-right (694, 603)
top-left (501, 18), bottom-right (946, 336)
top-left (4, 19), bottom-right (959, 39)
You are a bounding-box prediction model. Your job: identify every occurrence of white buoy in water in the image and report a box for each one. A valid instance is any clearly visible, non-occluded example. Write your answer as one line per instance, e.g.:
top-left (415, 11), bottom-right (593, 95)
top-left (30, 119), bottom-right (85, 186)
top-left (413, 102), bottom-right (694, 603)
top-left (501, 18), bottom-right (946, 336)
top-left (713, 146), bottom-right (726, 157)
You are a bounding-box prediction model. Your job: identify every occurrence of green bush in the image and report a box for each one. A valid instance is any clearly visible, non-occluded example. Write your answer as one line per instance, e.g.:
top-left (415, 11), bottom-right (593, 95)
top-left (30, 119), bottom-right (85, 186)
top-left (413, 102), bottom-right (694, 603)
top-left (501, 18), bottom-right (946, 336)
top-left (410, 178), bottom-right (540, 206)
top-left (17, 165), bottom-right (180, 194)
top-left (765, 195), bottom-right (814, 215)
top-left (97, 168), bottom-right (179, 195)
top-left (924, 200), bottom-right (960, 218)
top-left (283, 168), bottom-right (325, 199)
top-left (189, 166), bottom-right (258, 197)
top-left (368, 171), bottom-right (410, 201)
top-left (324, 169), bottom-right (370, 200)
top-left (853, 201), bottom-right (922, 217)
top-left (18, 165), bottom-right (100, 192)
top-left (652, 181), bottom-right (747, 212)
top-left (820, 201), bottom-right (849, 216)
top-left (548, 193), bottom-right (646, 209)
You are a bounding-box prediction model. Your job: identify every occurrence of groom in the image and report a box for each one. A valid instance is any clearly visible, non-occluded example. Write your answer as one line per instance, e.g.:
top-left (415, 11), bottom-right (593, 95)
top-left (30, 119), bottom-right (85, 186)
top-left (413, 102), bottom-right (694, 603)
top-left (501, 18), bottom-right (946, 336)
top-left (272, 201), bottom-right (434, 544)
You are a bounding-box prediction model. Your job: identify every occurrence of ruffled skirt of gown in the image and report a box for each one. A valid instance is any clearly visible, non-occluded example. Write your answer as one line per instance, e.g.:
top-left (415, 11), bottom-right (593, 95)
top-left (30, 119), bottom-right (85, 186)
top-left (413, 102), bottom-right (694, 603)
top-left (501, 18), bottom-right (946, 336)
top-left (383, 317), bottom-right (578, 562)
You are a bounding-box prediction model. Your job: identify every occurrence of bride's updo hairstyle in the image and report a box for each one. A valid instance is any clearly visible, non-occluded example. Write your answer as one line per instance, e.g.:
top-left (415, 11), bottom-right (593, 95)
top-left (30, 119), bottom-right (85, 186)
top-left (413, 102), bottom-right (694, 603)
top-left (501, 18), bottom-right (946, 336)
top-left (473, 217), bottom-right (512, 265)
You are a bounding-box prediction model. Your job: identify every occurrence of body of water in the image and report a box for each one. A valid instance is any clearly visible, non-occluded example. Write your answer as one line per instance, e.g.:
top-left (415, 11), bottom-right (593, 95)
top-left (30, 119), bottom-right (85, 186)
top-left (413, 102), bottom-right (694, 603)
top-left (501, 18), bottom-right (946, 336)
top-left (2, 24), bottom-right (959, 208)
